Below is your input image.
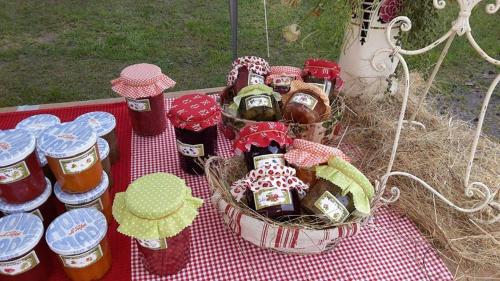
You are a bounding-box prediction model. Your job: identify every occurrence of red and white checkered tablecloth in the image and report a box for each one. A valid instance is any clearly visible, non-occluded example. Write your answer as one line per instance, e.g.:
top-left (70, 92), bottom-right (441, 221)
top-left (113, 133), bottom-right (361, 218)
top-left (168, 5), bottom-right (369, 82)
top-left (130, 97), bottom-right (453, 281)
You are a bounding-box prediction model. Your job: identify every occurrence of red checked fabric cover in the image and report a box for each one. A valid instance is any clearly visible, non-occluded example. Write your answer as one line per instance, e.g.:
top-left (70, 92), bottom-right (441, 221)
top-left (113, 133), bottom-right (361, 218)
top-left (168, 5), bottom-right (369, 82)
top-left (285, 139), bottom-right (350, 168)
top-left (265, 66), bottom-right (303, 84)
top-left (226, 56), bottom-right (270, 86)
top-left (168, 93), bottom-right (221, 132)
top-left (111, 63), bottom-right (176, 99)
top-left (230, 164), bottom-right (309, 201)
top-left (303, 59), bottom-right (341, 80)
top-left (233, 122), bottom-right (292, 155)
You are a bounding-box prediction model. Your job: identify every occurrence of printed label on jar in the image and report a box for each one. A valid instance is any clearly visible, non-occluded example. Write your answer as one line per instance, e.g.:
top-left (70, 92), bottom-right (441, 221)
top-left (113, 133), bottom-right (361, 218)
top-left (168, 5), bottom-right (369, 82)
top-left (126, 98), bottom-right (151, 112)
top-left (60, 244), bottom-right (103, 268)
top-left (308, 81), bottom-right (332, 95)
top-left (245, 95), bottom-right (272, 110)
top-left (0, 250), bottom-right (40, 276)
top-left (0, 161), bottom-right (30, 184)
top-left (65, 197), bottom-right (103, 212)
top-left (253, 188), bottom-right (292, 210)
top-left (314, 191), bottom-right (350, 223)
top-left (176, 140), bottom-right (205, 157)
top-left (137, 238), bottom-right (168, 250)
top-left (59, 146), bottom-right (98, 175)
top-left (248, 72), bottom-right (265, 85)
top-left (30, 209), bottom-right (44, 222)
top-left (290, 92), bottom-right (318, 110)
top-left (272, 76), bottom-right (293, 87)
top-left (253, 154), bottom-right (285, 169)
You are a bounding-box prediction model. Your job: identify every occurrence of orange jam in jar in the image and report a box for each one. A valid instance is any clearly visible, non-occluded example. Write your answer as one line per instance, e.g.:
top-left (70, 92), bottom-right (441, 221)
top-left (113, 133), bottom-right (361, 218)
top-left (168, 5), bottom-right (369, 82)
top-left (46, 208), bottom-right (111, 281)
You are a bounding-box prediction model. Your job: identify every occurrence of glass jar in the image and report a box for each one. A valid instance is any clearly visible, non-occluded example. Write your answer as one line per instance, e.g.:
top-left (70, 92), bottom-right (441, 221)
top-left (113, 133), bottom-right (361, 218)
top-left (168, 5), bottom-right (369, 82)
top-left (0, 178), bottom-right (56, 228)
top-left (283, 82), bottom-right (330, 124)
top-left (168, 94), bottom-right (221, 175)
top-left (0, 129), bottom-right (46, 204)
top-left (265, 66), bottom-right (303, 95)
top-left (97, 138), bottom-right (113, 188)
top-left (227, 56), bottom-right (270, 95)
top-left (75, 112), bottom-right (119, 164)
top-left (303, 59), bottom-right (341, 102)
top-left (244, 141), bottom-right (286, 171)
top-left (38, 122), bottom-right (103, 193)
top-left (246, 188), bottom-right (301, 221)
top-left (0, 213), bottom-right (51, 281)
top-left (126, 95), bottom-right (166, 136)
top-left (234, 85), bottom-right (282, 122)
top-left (46, 208), bottom-right (111, 281)
top-left (292, 165), bottom-right (317, 186)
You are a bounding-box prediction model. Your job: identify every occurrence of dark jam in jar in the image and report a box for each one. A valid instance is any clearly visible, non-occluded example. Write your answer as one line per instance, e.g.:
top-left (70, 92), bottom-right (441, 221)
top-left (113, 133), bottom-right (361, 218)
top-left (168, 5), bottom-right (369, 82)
top-left (244, 141), bottom-right (286, 171)
top-left (126, 94), bottom-right (166, 136)
top-left (174, 126), bottom-right (217, 175)
top-left (238, 94), bottom-right (281, 121)
top-left (245, 188), bottom-right (301, 221)
top-left (270, 76), bottom-right (293, 95)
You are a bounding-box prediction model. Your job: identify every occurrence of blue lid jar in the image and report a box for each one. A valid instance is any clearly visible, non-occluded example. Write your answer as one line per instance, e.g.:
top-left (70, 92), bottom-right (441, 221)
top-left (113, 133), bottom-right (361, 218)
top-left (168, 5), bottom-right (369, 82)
top-left (54, 172), bottom-right (109, 206)
top-left (0, 213), bottom-right (44, 261)
top-left (37, 122), bottom-right (97, 159)
top-left (0, 129), bottom-right (36, 167)
top-left (97, 138), bottom-right (110, 160)
top-left (0, 177), bottom-right (51, 216)
top-left (74, 112), bottom-right (116, 137)
top-left (15, 114), bottom-right (61, 137)
top-left (45, 208), bottom-right (107, 256)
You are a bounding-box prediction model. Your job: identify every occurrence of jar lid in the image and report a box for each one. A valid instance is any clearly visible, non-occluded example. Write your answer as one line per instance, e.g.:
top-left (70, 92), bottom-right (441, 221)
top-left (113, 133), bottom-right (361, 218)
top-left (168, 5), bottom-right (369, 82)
top-left (74, 111), bottom-right (116, 136)
top-left (54, 172), bottom-right (109, 205)
top-left (0, 177), bottom-right (51, 213)
top-left (233, 122), bottom-right (292, 155)
top-left (37, 122), bottom-right (97, 158)
top-left (226, 56), bottom-right (270, 86)
top-left (265, 66), bottom-right (303, 84)
top-left (111, 63), bottom-right (176, 99)
top-left (284, 139), bottom-right (350, 169)
top-left (167, 94), bottom-right (222, 132)
top-left (15, 114), bottom-right (61, 137)
top-left (45, 208), bottom-right (107, 256)
top-left (97, 138), bottom-right (110, 159)
top-left (0, 213), bottom-right (44, 261)
top-left (112, 173), bottom-right (203, 240)
top-left (0, 129), bottom-right (36, 167)
top-left (303, 59), bottom-right (341, 80)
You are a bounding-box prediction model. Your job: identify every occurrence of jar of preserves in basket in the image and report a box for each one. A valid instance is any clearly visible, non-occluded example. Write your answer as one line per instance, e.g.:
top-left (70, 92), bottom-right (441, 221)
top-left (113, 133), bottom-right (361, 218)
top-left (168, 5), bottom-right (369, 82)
top-left (113, 173), bottom-right (203, 276)
top-left (54, 172), bottom-right (112, 224)
top-left (232, 84), bottom-right (282, 121)
top-left (0, 213), bottom-right (52, 281)
top-left (168, 94), bottom-right (221, 175)
top-left (0, 129), bottom-right (46, 204)
top-left (97, 138), bottom-right (113, 188)
top-left (283, 80), bottom-right (331, 124)
top-left (112, 63), bottom-right (176, 136)
top-left (265, 66), bottom-right (303, 94)
top-left (226, 56), bottom-right (270, 95)
top-left (46, 208), bottom-right (111, 281)
top-left (302, 59), bottom-right (343, 101)
top-left (37, 122), bottom-right (103, 193)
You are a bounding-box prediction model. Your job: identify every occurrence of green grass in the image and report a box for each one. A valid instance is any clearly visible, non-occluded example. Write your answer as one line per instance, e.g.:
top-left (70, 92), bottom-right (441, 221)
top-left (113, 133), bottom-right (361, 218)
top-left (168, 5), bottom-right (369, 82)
top-left (0, 0), bottom-right (498, 107)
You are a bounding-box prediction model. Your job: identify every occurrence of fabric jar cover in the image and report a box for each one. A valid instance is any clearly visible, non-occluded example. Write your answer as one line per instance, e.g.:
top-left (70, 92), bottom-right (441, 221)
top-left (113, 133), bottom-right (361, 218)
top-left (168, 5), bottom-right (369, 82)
top-left (54, 172), bottom-right (109, 205)
top-left (230, 164), bottom-right (309, 202)
top-left (74, 111), bottom-right (116, 137)
top-left (111, 63), bottom-right (176, 99)
top-left (167, 94), bottom-right (222, 132)
top-left (0, 177), bottom-right (51, 214)
top-left (233, 122), bottom-right (292, 155)
top-left (229, 84), bottom-right (282, 114)
top-left (226, 56), bottom-right (270, 86)
top-left (265, 66), bottom-right (303, 84)
top-left (0, 213), bottom-right (44, 261)
top-left (112, 173), bottom-right (203, 240)
top-left (0, 129), bottom-right (37, 167)
top-left (37, 121), bottom-right (97, 159)
top-left (284, 139), bottom-right (350, 169)
top-left (303, 59), bottom-right (341, 80)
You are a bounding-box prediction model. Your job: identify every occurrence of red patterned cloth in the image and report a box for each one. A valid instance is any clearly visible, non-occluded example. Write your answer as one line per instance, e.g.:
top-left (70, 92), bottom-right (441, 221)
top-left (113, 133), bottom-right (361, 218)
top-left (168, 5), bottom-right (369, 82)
top-left (285, 139), bottom-right (350, 168)
top-left (265, 66), bottom-right (303, 84)
top-left (233, 122), bottom-right (292, 155)
top-left (226, 56), bottom-right (270, 86)
top-left (167, 93), bottom-right (221, 132)
top-left (111, 63), bottom-right (176, 99)
top-left (303, 58), bottom-right (341, 80)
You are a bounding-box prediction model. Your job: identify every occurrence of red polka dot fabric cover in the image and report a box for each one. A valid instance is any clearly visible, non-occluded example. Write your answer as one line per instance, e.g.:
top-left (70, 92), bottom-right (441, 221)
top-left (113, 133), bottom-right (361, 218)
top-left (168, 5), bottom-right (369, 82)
top-left (285, 138), bottom-right (351, 169)
top-left (167, 93), bottom-right (221, 132)
top-left (233, 122), bottom-right (292, 155)
top-left (265, 66), bottom-right (303, 85)
top-left (226, 56), bottom-right (270, 86)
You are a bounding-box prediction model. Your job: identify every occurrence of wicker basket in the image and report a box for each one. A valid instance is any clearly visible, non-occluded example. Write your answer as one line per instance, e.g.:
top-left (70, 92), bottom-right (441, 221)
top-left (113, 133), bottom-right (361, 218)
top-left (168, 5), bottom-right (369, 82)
top-left (205, 156), bottom-right (384, 255)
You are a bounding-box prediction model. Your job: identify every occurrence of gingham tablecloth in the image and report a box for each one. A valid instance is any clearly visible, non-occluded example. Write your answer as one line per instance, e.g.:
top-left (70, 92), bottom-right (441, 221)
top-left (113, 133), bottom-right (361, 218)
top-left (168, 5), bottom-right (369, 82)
top-left (130, 98), bottom-right (453, 281)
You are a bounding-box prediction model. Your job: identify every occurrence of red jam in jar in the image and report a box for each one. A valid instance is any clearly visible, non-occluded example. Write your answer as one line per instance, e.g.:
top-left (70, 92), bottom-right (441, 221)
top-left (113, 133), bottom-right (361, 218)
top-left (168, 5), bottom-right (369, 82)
top-left (0, 213), bottom-right (52, 281)
top-left (227, 56), bottom-right (270, 94)
top-left (126, 95), bottom-right (167, 136)
top-left (0, 129), bottom-right (46, 204)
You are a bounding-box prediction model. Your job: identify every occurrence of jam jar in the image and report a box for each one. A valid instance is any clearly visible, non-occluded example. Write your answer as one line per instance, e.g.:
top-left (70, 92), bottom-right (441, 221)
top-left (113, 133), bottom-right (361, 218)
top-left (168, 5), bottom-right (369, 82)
top-left (226, 56), bottom-right (270, 95)
top-left (230, 165), bottom-right (308, 221)
top-left (0, 177), bottom-right (57, 228)
top-left (0, 129), bottom-right (46, 204)
top-left (37, 122), bottom-right (103, 193)
top-left (0, 213), bottom-right (52, 281)
top-left (46, 208), bottom-right (111, 281)
top-left (303, 58), bottom-right (342, 102)
top-left (15, 114), bottom-right (61, 183)
top-left (97, 138), bottom-right (113, 188)
top-left (112, 173), bottom-right (203, 276)
top-left (54, 172), bottom-right (112, 224)
top-left (265, 66), bottom-right (303, 94)
top-left (233, 84), bottom-right (282, 121)
top-left (112, 63), bottom-right (176, 136)
top-left (234, 122), bottom-right (292, 171)
top-left (283, 81), bottom-right (331, 124)
top-left (75, 111), bottom-right (119, 164)
top-left (168, 94), bottom-right (221, 175)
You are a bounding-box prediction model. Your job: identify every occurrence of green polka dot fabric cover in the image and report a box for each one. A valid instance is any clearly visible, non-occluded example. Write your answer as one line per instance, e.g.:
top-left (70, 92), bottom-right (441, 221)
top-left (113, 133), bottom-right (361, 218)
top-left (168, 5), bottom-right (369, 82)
top-left (112, 172), bottom-right (203, 240)
top-left (315, 157), bottom-right (375, 217)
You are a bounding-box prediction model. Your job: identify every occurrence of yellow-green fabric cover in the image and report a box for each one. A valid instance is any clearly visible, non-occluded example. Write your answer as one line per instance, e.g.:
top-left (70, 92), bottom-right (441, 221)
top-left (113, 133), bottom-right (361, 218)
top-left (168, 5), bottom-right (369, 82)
top-left (228, 84), bottom-right (281, 113)
top-left (112, 173), bottom-right (203, 240)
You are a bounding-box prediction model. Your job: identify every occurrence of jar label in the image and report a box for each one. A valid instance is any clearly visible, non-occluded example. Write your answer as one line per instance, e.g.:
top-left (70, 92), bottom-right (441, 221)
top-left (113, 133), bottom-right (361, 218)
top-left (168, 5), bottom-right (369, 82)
top-left (248, 72), bottom-right (265, 85)
top-left (60, 244), bottom-right (103, 268)
top-left (0, 250), bottom-right (40, 276)
top-left (253, 188), bottom-right (292, 210)
top-left (291, 92), bottom-right (318, 110)
top-left (126, 98), bottom-right (151, 112)
top-left (308, 81), bottom-right (332, 95)
top-left (59, 146), bottom-right (98, 175)
top-left (314, 191), bottom-right (349, 223)
top-left (253, 154), bottom-right (285, 169)
top-left (245, 95), bottom-right (272, 110)
top-left (30, 209), bottom-right (44, 222)
top-left (0, 161), bottom-right (30, 184)
top-left (65, 197), bottom-right (103, 212)
top-left (272, 76), bottom-right (293, 87)
top-left (176, 140), bottom-right (205, 157)
top-left (137, 238), bottom-right (168, 250)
